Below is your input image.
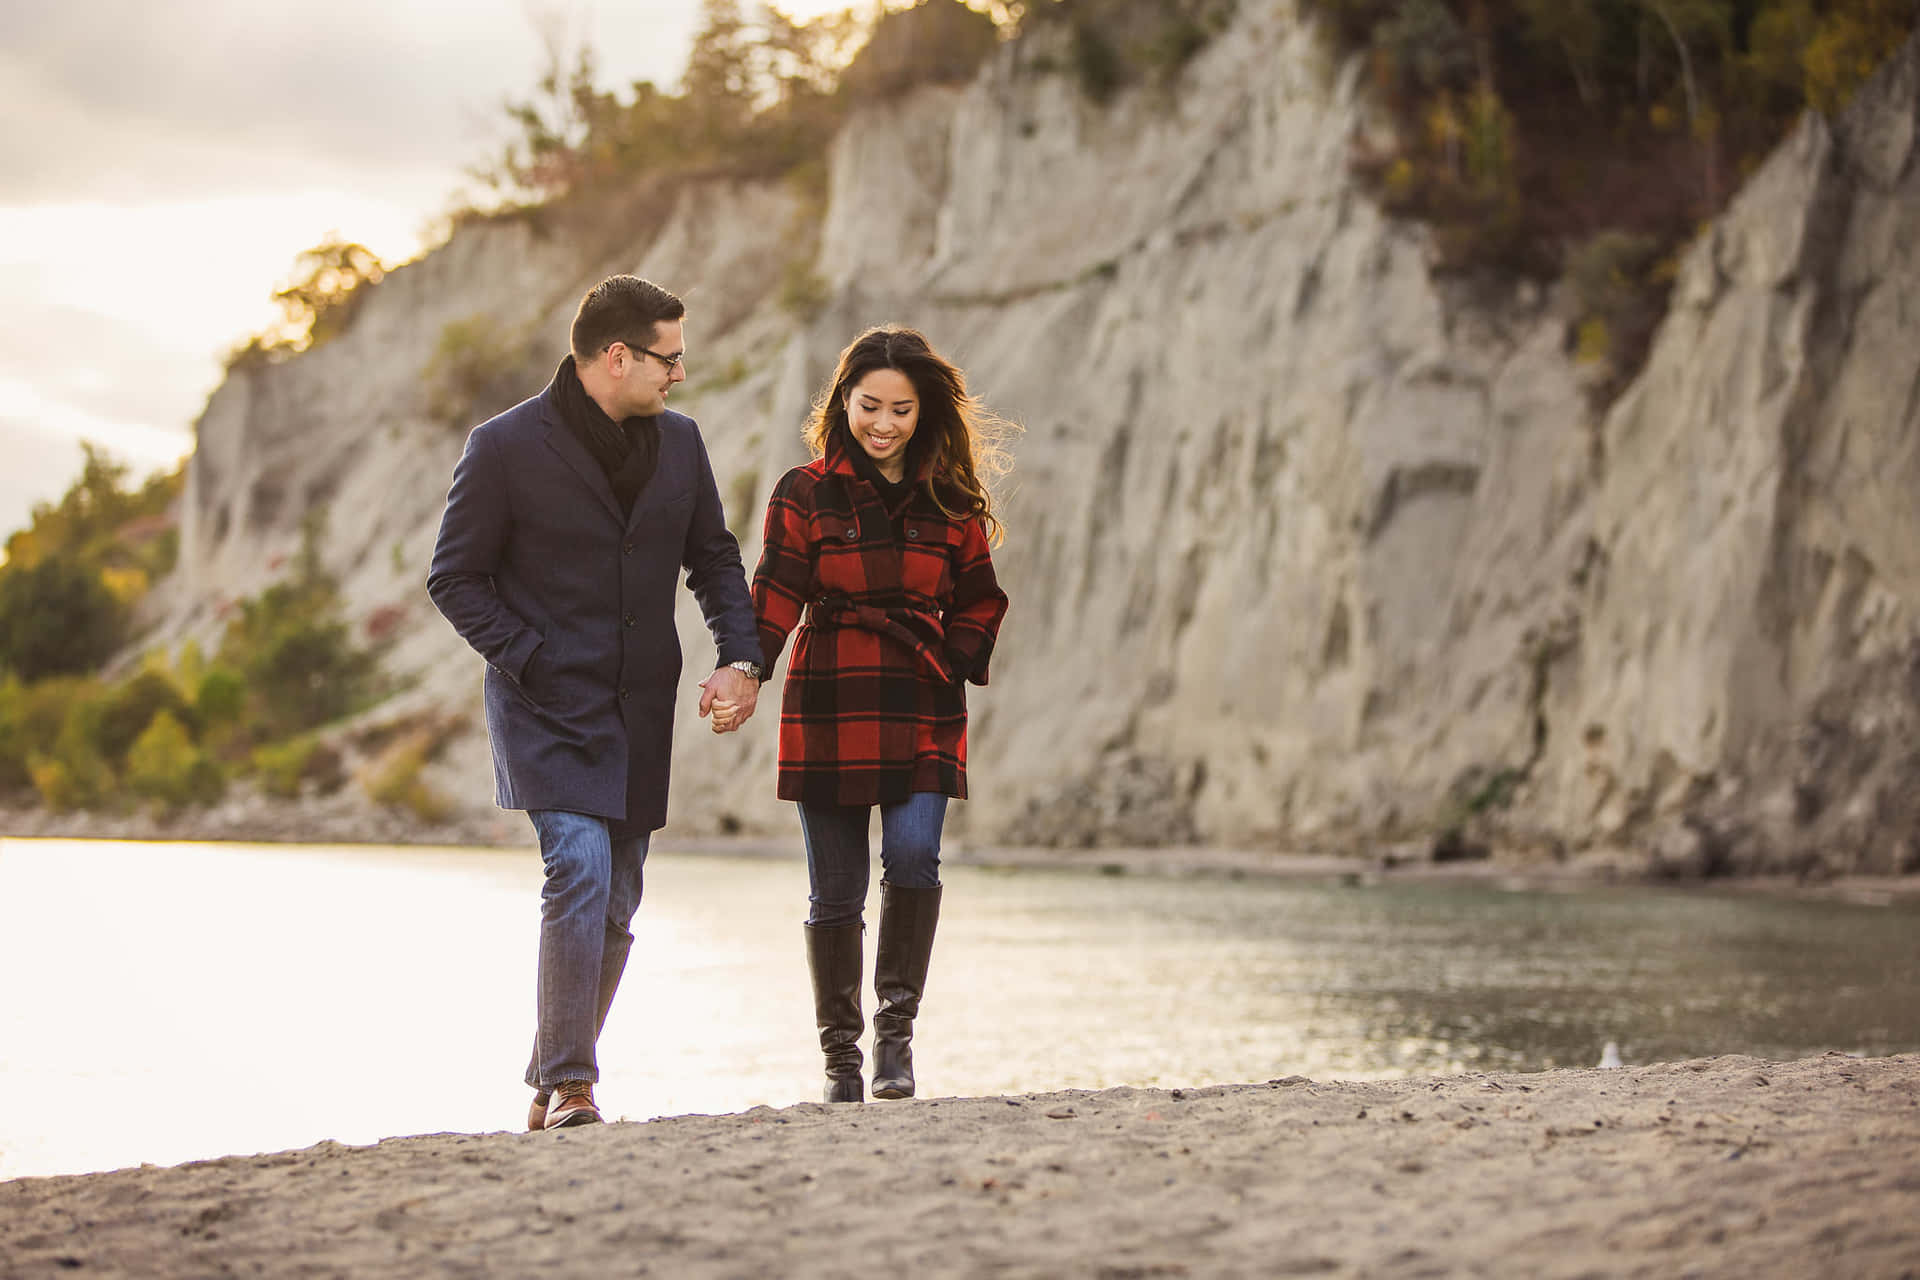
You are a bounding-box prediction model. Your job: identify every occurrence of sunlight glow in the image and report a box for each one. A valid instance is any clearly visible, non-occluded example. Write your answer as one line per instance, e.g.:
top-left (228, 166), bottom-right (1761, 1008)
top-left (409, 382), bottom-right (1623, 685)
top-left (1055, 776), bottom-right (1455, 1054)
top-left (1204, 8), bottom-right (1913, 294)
top-left (0, 377), bottom-right (191, 471)
top-left (0, 193), bottom-right (433, 359)
top-left (0, 193), bottom-right (437, 531)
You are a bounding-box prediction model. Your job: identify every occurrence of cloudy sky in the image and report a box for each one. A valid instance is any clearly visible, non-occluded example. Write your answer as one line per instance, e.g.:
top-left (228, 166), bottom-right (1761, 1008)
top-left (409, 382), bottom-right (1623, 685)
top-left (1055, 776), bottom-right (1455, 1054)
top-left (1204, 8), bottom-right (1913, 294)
top-left (0, 0), bottom-right (844, 537)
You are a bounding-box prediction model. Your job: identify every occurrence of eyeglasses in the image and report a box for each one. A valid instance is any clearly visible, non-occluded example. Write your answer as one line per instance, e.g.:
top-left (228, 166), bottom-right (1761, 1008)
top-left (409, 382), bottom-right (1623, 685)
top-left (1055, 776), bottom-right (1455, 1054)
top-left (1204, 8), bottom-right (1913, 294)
top-left (610, 341), bottom-right (683, 373)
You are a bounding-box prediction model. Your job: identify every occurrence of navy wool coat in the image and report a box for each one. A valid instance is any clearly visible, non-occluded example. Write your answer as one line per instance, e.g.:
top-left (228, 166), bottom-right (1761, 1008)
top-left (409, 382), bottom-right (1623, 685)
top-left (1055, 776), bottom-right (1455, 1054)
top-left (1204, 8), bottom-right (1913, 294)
top-left (427, 382), bottom-right (762, 832)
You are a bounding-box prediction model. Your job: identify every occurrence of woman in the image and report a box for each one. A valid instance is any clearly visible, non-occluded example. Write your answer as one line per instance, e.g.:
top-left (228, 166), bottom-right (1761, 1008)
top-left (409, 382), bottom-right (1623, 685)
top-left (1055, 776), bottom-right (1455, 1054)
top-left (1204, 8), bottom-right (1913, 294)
top-left (718, 325), bottom-right (1011, 1103)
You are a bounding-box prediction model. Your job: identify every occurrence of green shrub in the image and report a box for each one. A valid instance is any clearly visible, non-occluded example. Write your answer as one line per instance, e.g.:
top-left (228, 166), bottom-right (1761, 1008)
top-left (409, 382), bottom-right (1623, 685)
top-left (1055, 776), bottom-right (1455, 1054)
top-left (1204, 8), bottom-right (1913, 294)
top-left (1030, 0), bottom-right (1237, 103)
top-left (3, 444), bottom-right (178, 578)
top-left (840, 0), bottom-right (1001, 101)
top-left (195, 666), bottom-right (248, 728)
top-left (252, 736), bottom-right (313, 798)
top-left (125, 711), bottom-right (225, 813)
top-left (252, 735), bottom-right (345, 799)
top-left (1566, 230), bottom-right (1671, 399)
top-left (144, 525), bottom-right (181, 581)
top-left (242, 616), bottom-right (374, 737)
top-left (1797, 0), bottom-right (1917, 115)
top-left (0, 679), bottom-right (34, 794)
top-left (363, 730), bottom-right (453, 822)
top-left (1372, 0), bottom-right (1471, 93)
top-left (424, 314), bottom-right (538, 430)
top-left (1071, 23), bottom-right (1127, 102)
top-left (94, 669), bottom-right (197, 767)
top-left (29, 756), bottom-right (96, 813)
top-left (703, 356), bottom-right (752, 393)
top-left (777, 262), bottom-right (830, 321)
top-left (1462, 83), bottom-right (1515, 202)
top-left (1140, 11), bottom-right (1212, 75)
top-left (5, 677), bottom-right (99, 764)
top-left (726, 470), bottom-right (760, 540)
top-left (1575, 316), bottom-right (1612, 365)
top-left (218, 511), bottom-right (380, 739)
top-left (0, 556), bottom-right (125, 682)
top-left (28, 714), bottom-right (115, 813)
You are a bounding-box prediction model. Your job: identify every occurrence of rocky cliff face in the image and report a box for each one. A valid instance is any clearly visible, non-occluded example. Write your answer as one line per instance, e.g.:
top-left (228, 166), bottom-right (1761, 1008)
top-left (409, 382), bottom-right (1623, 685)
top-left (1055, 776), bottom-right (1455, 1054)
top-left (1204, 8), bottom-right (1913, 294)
top-left (154, 4), bottom-right (1920, 875)
top-left (1541, 41), bottom-right (1920, 878)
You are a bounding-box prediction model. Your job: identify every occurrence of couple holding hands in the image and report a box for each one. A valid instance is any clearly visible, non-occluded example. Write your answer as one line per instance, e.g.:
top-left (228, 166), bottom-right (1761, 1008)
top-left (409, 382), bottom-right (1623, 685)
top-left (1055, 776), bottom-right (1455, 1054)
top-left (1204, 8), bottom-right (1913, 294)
top-left (428, 275), bottom-right (1011, 1129)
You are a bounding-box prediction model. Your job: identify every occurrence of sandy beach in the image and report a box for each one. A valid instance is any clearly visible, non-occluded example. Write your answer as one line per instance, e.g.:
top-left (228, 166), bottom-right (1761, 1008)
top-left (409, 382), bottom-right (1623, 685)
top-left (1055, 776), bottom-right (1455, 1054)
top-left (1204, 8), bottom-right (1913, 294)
top-left (3, 1052), bottom-right (1915, 1277)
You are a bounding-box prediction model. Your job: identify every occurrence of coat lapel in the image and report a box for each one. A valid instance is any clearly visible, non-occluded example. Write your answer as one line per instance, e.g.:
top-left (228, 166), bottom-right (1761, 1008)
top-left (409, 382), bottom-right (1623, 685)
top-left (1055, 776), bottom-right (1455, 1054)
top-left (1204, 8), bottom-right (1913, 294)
top-left (827, 435), bottom-right (907, 600)
top-left (536, 393), bottom-right (623, 526)
top-left (622, 421), bottom-right (685, 531)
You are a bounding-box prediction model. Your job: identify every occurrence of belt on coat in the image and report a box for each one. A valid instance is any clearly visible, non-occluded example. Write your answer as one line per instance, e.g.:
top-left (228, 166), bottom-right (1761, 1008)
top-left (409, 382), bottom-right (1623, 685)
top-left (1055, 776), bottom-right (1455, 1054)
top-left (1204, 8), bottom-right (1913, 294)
top-left (805, 594), bottom-right (954, 684)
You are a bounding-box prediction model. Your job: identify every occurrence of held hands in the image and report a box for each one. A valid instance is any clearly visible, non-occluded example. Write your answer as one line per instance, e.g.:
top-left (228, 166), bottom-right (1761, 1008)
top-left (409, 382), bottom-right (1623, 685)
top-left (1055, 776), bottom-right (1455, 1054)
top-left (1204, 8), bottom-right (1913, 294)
top-left (699, 665), bottom-right (760, 734)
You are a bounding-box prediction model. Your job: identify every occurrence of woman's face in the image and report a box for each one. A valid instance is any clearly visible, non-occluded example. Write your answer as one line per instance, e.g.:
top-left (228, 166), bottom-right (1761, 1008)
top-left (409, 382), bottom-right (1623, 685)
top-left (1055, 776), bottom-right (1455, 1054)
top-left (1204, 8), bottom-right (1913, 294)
top-left (845, 368), bottom-right (920, 478)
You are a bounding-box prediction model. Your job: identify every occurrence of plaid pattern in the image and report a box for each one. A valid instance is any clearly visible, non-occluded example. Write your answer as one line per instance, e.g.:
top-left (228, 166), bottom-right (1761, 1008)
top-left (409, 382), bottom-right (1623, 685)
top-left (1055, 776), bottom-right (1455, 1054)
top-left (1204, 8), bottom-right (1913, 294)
top-left (752, 438), bottom-right (1008, 806)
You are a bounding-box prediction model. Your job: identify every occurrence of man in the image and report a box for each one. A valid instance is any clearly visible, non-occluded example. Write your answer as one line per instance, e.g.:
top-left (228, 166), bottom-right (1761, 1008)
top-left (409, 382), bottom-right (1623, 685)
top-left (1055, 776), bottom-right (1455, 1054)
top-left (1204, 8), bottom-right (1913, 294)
top-left (428, 275), bottom-right (766, 1130)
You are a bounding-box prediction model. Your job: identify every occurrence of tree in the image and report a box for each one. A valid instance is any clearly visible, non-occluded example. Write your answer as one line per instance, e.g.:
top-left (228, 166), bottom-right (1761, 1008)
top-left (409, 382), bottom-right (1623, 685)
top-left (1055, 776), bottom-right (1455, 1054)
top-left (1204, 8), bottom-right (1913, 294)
top-left (93, 668), bottom-right (197, 767)
top-left (472, 22), bottom-right (608, 203)
top-left (4, 444), bottom-right (139, 570)
top-left (1799, 0), bottom-right (1918, 114)
top-left (841, 0), bottom-right (1002, 101)
top-left (0, 557), bottom-right (124, 683)
top-left (1514, 0), bottom-right (1609, 104)
top-left (1375, 0), bottom-right (1475, 96)
top-left (269, 234), bottom-right (388, 351)
top-left (217, 510), bottom-right (377, 739)
top-left (125, 710), bottom-right (225, 814)
top-left (1637, 0), bottom-right (1734, 207)
top-left (226, 234), bottom-right (387, 365)
top-left (684, 0), bottom-right (761, 145)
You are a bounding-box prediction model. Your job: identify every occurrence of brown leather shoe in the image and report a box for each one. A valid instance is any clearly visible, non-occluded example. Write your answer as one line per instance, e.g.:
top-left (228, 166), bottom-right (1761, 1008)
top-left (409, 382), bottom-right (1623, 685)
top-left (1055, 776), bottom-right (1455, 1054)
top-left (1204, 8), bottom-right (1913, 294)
top-left (528, 1090), bottom-right (550, 1132)
top-left (545, 1080), bottom-right (601, 1128)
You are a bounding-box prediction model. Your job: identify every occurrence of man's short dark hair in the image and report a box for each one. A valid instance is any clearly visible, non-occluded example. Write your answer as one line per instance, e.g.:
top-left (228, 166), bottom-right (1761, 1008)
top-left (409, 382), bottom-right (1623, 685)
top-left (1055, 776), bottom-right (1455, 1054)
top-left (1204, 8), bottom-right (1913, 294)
top-left (570, 276), bottom-right (686, 362)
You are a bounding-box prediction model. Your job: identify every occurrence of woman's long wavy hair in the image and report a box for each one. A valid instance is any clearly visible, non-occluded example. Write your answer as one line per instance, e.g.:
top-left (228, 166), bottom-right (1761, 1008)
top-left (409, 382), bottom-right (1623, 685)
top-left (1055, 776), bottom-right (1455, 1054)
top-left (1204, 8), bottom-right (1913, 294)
top-left (804, 326), bottom-right (1016, 546)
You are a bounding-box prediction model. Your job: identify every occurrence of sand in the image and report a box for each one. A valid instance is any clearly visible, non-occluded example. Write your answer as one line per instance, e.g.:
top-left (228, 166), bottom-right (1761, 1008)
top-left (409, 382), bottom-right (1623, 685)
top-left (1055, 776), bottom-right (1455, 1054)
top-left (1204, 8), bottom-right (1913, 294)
top-left (3, 1053), bottom-right (1916, 1278)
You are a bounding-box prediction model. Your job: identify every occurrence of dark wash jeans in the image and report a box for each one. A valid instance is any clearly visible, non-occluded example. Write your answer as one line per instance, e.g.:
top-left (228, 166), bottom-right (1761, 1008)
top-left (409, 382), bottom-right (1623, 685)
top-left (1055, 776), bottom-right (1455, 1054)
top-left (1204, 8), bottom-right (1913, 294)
top-left (523, 809), bottom-right (649, 1091)
top-left (797, 793), bottom-right (947, 928)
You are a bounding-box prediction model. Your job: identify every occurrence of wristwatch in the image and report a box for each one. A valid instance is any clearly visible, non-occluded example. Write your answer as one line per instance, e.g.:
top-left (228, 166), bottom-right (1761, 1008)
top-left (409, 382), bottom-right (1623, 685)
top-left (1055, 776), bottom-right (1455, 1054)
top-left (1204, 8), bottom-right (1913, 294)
top-left (727, 659), bottom-right (767, 681)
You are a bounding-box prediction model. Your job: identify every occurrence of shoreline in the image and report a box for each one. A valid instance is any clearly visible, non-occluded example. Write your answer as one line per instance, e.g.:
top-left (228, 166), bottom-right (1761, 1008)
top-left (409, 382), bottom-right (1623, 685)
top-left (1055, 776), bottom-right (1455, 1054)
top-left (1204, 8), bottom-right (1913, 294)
top-left (4, 1052), bottom-right (1915, 1277)
top-left (8, 820), bottom-right (1918, 908)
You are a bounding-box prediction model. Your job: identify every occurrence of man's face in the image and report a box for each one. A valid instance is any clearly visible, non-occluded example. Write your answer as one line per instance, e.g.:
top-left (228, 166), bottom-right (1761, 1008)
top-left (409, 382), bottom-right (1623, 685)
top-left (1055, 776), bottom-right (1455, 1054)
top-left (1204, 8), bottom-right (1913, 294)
top-left (614, 318), bottom-right (685, 417)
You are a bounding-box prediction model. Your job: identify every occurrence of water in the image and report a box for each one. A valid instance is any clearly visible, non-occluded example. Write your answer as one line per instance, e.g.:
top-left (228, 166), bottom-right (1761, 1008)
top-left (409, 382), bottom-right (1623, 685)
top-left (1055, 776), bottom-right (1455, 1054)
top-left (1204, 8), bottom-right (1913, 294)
top-left (2, 838), bottom-right (1916, 1181)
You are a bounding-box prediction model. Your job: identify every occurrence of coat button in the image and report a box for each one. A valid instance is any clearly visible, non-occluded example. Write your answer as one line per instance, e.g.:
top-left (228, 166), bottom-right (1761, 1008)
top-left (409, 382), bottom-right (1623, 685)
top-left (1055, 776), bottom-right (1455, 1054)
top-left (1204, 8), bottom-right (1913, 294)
top-left (624, 613), bottom-right (636, 628)
top-left (623, 541), bottom-right (635, 555)
top-left (844, 527), bottom-right (858, 540)
top-left (906, 527), bottom-right (920, 540)
top-left (618, 687), bottom-right (630, 700)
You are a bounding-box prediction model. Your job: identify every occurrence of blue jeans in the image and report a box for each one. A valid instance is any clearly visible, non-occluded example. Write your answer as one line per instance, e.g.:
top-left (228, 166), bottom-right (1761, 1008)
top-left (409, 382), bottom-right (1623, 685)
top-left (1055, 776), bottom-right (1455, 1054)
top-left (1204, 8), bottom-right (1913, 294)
top-left (523, 810), bottom-right (649, 1091)
top-left (797, 794), bottom-right (948, 927)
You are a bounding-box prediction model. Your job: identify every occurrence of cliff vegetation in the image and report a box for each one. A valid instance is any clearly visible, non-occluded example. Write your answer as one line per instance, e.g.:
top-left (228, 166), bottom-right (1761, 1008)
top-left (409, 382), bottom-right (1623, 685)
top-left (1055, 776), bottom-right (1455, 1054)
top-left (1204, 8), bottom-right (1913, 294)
top-left (0, 464), bottom-right (391, 818)
top-left (1308, 0), bottom-right (1918, 395)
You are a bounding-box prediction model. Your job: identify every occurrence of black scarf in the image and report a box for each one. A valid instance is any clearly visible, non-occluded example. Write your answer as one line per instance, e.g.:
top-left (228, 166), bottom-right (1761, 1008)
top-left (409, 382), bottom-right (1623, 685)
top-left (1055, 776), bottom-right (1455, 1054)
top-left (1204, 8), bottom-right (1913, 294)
top-left (839, 422), bottom-right (919, 541)
top-left (553, 356), bottom-right (659, 516)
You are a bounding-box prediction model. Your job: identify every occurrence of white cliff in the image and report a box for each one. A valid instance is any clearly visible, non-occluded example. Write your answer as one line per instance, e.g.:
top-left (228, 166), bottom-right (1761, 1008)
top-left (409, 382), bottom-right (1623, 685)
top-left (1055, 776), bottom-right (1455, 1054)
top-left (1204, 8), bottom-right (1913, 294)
top-left (152, 3), bottom-right (1920, 875)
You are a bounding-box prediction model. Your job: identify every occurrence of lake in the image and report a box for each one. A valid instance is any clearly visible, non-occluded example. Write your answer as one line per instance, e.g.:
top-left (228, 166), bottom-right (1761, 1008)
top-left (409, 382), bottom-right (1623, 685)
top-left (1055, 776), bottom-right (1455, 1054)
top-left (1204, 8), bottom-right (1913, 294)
top-left (2, 837), bottom-right (1916, 1181)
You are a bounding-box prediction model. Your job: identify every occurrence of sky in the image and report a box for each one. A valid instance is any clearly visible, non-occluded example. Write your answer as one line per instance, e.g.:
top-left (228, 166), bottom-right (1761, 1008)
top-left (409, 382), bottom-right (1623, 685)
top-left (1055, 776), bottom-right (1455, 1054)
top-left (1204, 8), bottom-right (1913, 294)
top-left (0, 0), bottom-right (852, 539)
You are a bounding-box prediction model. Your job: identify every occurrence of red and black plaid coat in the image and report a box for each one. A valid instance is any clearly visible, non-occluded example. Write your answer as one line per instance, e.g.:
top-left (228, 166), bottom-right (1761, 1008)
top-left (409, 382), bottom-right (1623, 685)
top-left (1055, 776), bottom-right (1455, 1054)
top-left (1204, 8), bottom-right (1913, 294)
top-left (751, 437), bottom-right (1008, 806)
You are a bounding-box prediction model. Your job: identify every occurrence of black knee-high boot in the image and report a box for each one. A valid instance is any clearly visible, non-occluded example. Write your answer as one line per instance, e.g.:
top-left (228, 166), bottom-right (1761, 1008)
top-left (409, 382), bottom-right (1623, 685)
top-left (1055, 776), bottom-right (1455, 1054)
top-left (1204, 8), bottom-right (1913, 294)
top-left (805, 921), bottom-right (865, 1103)
top-left (871, 882), bottom-right (941, 1100)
